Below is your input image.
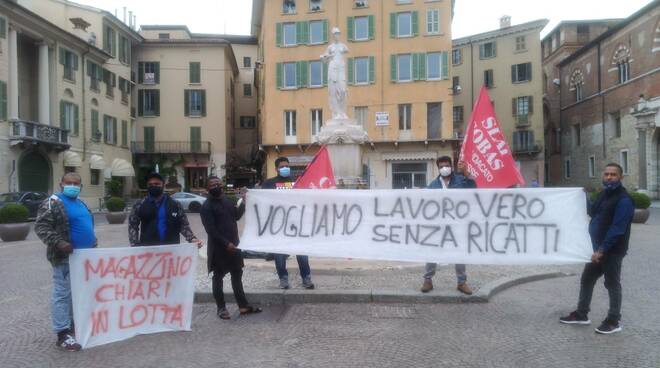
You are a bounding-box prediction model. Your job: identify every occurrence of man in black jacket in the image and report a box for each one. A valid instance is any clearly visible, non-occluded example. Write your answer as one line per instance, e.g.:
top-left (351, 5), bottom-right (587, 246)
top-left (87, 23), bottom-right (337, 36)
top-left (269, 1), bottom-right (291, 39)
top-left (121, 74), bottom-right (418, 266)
top-left (201, 176), bottom-right (261, 319)
top-left (560, 163), bottom-right (634, 334)
top-left (129, 173), bottom-right (202, 248)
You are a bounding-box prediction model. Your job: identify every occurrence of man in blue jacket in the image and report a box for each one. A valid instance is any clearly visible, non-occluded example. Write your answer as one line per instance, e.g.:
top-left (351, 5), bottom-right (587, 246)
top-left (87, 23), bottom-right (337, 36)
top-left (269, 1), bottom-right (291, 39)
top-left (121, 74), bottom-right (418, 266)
top-left (560, 163), bottom-right (634, 334)
top-left (421, 156), bottom-right (476, 295)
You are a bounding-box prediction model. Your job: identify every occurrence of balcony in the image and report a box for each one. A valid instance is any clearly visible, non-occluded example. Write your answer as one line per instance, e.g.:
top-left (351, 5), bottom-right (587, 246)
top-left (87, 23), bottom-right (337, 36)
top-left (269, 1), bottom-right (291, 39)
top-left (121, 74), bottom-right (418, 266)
top-left (132, 141), bottom-right (211, 155)
top-left (516, 114), bottom-right (531, 128)
top-left (8, 119), bottom-right (70, 151)
top-left (513, 141), bottom-right (542, 155)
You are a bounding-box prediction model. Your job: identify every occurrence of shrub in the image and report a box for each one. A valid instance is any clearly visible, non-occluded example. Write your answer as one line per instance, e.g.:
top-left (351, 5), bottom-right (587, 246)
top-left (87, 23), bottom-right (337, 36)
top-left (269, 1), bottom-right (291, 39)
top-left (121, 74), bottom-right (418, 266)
top-left (630, 192), bottom-right (651, 209)
top-left (105, 197), bottom-right (126, 212)
top-left (589, 189), bottom-right (601, 203)
top-left (0, 204), bottom-right (29, 224)
top-left (105, 179), bottom-right (123, 197)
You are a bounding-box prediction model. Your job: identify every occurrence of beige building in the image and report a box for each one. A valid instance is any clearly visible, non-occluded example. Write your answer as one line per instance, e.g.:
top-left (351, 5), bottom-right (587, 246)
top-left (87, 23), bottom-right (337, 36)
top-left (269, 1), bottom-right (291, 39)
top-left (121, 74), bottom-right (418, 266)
top-left (452, 17), bottom-right (548, 185)
top-left (1, 0), bottom-right (140, 209)
top-left (252, 0), bottom-right (456, 188)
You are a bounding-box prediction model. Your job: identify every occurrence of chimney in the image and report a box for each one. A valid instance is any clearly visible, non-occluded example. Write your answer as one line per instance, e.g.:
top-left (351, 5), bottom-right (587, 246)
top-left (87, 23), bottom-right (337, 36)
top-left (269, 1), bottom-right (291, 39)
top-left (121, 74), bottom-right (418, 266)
top-left (123, 7), bottom-right (127, 24)
top-left (133, 15), bottom-right (137, 30)
top-left (500, 15), bottom-right (511, 29)
top-left (128, 11), bottom-right (133, 27)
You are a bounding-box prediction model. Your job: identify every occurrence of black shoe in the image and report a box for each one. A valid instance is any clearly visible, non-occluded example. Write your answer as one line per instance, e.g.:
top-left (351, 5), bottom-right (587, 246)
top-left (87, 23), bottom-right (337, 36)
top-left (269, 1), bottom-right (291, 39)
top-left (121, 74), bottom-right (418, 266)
top-left (56, 332), bottom-right (82, 351)
top-left (595, 319), bottom-right (622, 334)
top-left (559, 311), bottom-right (591, 325)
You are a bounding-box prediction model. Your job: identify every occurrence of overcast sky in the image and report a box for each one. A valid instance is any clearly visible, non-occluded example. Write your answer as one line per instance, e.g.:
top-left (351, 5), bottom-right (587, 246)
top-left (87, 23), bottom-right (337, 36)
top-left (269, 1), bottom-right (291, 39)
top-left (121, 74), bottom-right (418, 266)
top-left (77, 0), bottom-right (653, 38)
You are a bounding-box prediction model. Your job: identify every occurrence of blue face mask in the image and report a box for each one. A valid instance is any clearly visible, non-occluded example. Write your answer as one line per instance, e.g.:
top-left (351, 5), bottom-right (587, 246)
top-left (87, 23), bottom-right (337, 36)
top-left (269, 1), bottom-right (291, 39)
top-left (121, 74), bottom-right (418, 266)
top-left (602, 180), bottom-right (621, 192)
top-left (279, 167), bottom-right (291, 178)
top-left (62, 185), bottom-right (81, 198)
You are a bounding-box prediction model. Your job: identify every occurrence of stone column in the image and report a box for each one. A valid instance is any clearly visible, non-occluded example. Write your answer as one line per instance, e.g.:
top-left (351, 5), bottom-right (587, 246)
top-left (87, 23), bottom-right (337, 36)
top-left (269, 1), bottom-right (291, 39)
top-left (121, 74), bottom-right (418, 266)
top-left (8, 27), bottom-right (19, 120)
top-left (633, 106), bottom-right (659, 193)
top-left (38, 43), bottom-right (50, 125)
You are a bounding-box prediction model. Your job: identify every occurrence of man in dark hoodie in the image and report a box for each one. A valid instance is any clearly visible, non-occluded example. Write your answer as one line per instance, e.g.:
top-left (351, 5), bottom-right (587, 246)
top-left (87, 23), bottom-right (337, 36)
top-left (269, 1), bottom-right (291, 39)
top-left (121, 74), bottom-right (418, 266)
top-left (560, 163), bottom-right (634, 334)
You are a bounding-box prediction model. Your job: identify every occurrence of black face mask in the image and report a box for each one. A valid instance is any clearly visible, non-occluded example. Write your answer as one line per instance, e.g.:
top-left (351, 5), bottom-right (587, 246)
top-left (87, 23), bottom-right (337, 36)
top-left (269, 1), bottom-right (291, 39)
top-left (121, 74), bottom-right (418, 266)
top-left (148, 185), bottom-right (163, 198)
top-left (209, 187), bottom-right (222, 197)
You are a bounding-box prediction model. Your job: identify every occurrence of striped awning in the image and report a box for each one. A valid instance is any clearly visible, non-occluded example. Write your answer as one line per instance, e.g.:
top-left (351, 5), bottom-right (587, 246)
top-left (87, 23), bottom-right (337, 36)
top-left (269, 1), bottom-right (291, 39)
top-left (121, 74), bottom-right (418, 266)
top-left (110, 158), bottom-right (135, 177)
top-left (381, 151), bottom-right (438, 161)
top-left (89, 155), bottom-right (106, 170)
top-left (63, 151), bottom-right (82, 167)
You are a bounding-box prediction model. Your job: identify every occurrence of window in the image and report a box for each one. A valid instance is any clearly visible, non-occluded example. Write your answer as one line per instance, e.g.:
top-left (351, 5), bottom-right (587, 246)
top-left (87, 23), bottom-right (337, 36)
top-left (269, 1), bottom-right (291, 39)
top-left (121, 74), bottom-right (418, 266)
top-left (103, 69), bottom-right (116, 97)
top-left (284, 62), bottom-right (297, 88)
top-left (284, 110), bottom-right (297, 143)
top-left (425, 52), bottom-right (441, 80)
top-left (396, 12), bottom-right (413, 37)
top-left (121, 120), bottom-right (128, 147)
top-left (60, 48), bottom-right (78, 82)
top-left (138, 89), bottom-right (160, 117)
top-left (453, 106), bottom-right (463, 124)
top-left (512, 130), bottom-right (536, 153)
top-left (139, 62), bottom-right (160, 84)
top-left (355, 57), bottom-right (369, 84)
top-left (309, 61), bottom-right (323, 87)
top-left (309, 0), bottom-right (322, 11)
top-left (392, 162), bottom-right (427, 189)
top-left (612, 112), bottom-right (621, 137)
top-left (243, 57), bottom-right (252, 68)
top-left (588, 155), bottom-right (596, 178)
top-left (515, 36), bottom-right (526, 51)
top-left (427, 102), bottom-right (442, 139)
top-left (119, 36), bottom-right (130, 64)
top-left (118, 77), bottom-right (130, 104)
top-left (103, 25), bottom-right (116, 56)
top-left (513, 96), bottom-right (532, 119)
top-left (185, 90), bottom-right (206, 117)
top-left (575, 83), bottom-right (583, 102)
top-left (90, 169), bottom-right (101, 185)
top-left (87, 62), bottom-right (102, 91)
top-left (617, 60), bottom-right (630, 84)
top-left (573, 124), bottom-right (581, 146)
top-left (452, 76), bottom-right (460, 94)
top-left (452, 48), bottom-right (462, 65)
top-left (309, 20), bottom-right (325, 44)
top-left (512, 62), bottom-right (532, 83)
top-left (620, 150), bottom-right (629, 174)
top-left (571, 70), bottom-right (584, 102)
top-left (398, 104), bottom-right (411, 131)
top-left (564, 158), bottom-right (571, 179)
top-left (480, 42), bottom-right (496, 59)
top-left (283, 23), bottom-right (296, 46)
top-left (189, 62), bottom-right (201, 84)
top-left (158, 33), bottom-right (170, 39)
top-left (283, 0), bottom-right (296, 14)
top-left (60, 101), bottom-right (78, 136)
top-left (396, 0), bottom-right (412, 3)
top-left (484, 69), bottom-right (494, 88)
top-left (240, 116), bottom-right (256, 129)
top-left (354, 106), bottom-right (368, 127)
top-left (243, 84), bottom-right (252, 97)
top-left (577, 24), bottom-right (589, 42)
top-left (103, 115), bottom-right (117, 145)
top-left (426, 9), bottom-right (440, 34)
top-left (354, 16), bottom-right (369, 41)
top-left (397, 54), bottom-right (412, 81)
top-left (311, 109), bottom-right (322, 138)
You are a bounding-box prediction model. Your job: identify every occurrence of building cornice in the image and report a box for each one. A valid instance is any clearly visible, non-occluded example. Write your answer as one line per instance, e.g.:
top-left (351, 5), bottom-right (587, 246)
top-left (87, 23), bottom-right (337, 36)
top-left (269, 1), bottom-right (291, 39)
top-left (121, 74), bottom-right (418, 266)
top-left (453, 19), bottom-right (549, 46)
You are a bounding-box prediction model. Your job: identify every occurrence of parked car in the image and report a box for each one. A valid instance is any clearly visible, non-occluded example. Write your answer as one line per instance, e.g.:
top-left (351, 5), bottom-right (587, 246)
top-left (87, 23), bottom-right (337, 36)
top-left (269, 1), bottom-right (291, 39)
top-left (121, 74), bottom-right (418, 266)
top-left (0, 192), bottom-right (49, 219)
top-left (171, 192), bottom-right (207, 212)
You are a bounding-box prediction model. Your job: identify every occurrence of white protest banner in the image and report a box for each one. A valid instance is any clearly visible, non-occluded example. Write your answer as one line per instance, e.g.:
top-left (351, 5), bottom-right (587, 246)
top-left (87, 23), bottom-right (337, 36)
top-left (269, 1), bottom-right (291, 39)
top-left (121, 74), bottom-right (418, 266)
top-left (241, 188), bottom-right (592, 265)
top-left (69, 244), bottom-right (198, 349)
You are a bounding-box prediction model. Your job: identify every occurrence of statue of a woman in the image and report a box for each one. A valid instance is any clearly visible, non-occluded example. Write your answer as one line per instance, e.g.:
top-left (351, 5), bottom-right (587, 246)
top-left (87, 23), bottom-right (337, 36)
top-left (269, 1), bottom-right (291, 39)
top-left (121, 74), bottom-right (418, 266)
top-left (321, 27), bottom-right (349, 120)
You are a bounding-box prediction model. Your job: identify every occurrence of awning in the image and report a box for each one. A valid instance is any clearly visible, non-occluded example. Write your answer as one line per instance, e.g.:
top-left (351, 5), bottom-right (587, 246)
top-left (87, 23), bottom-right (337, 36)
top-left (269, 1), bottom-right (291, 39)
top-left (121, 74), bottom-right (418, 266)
top-left (89, 154), bottom-right (106, 170)
top-left (183, 162), bottom-right (209, 168)
top-left (63, 151), bottom-right (82, 167)
top-left (110, 158), bottom-right (135, 177)
top-left (381, 152), bottom-right (438, 161)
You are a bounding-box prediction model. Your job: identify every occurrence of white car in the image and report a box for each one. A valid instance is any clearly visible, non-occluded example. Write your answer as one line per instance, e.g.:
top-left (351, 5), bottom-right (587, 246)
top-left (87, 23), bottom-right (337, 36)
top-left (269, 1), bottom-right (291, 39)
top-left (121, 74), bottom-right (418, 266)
top-left (171, 192), bottom-right (207, 212)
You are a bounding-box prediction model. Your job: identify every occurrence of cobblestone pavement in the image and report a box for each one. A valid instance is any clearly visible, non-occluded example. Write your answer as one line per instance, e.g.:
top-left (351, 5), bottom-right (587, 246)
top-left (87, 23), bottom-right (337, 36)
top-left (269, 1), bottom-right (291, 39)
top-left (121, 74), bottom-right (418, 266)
top-left (1, 210), bottom-right (659, 367)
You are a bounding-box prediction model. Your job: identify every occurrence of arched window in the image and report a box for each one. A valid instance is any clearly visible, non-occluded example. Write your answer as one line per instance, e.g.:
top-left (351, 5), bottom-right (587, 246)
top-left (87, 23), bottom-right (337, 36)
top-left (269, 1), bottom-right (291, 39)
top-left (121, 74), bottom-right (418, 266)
top-left (612, 45), bottom-right (631, 84)
top-left (570, 70), bottom-right (584, 102)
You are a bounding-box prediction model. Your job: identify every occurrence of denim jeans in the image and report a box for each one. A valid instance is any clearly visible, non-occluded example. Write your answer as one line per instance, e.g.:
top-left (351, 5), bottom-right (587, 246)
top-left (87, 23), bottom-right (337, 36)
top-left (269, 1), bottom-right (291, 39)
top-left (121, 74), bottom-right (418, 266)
top-left (274, 254), bottom-right (311, 281)
top-left (577, 254), bottom-right (624, 322)
top-left (423, 263), bottom-right (467, 285)
top-left (52, 263), bottom-right (73, 334)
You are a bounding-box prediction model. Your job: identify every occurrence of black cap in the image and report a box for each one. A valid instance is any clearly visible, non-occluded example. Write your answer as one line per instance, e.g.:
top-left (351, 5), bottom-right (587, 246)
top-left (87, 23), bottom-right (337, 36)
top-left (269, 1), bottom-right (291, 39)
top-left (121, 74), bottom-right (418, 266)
top-left (145, 172), bottom-right (164, 183)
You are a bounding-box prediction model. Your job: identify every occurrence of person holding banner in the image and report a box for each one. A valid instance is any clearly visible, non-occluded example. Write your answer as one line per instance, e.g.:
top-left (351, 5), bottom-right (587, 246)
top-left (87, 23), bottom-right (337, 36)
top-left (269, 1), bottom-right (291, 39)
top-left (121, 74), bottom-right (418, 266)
top-left (421, 156), bottom-right (476, 295)
top-left (261, 157), bottom-right (315, 290)
top-left (35, 173), bottom-right (96, 352)
top-left (560, 163), bottom-right (634, 335)
top-left (201, 176), bottom-right (262, 319)
top-left (128, 173), bottom-right (202, 248)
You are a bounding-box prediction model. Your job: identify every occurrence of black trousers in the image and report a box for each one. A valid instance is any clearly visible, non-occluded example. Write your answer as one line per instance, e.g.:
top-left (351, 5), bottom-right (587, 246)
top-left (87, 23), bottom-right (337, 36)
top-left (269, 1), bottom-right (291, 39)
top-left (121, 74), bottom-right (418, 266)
top-left (577, 254), bottom-right (624, 322)
top-left (212, 269), bottom-right (249, 310)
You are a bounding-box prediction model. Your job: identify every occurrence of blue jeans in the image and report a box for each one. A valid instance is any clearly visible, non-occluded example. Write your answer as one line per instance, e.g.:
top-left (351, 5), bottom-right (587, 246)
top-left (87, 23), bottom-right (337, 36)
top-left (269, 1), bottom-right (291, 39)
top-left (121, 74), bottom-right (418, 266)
top-left (52, 263), bottom-right (74, 334)
top-left (423, 263), bottom-right (467, 285)
top-left (274, 254), bottom-right (311, 281)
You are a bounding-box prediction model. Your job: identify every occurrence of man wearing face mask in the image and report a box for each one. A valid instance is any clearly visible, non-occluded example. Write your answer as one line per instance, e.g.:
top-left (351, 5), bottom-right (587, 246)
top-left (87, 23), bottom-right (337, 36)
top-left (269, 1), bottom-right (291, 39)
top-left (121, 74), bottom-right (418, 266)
top-left (421, 156), bottom-right (476, 295)
top-left (560, 163), bottom-right (634, 334)
top-left (200, 176), bottom-right (262, 319)
top-left (261, 157), bottom-right (315, 290)
top-left (128, 173), bottom-right (202, 248)
top-left (35, 173), bottom-right (96, 352)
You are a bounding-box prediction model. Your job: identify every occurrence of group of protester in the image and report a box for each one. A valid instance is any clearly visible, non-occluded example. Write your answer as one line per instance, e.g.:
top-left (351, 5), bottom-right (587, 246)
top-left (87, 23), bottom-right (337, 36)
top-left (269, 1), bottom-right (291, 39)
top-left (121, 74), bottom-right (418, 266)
top-left (33, 155), bottom-right (634, 351)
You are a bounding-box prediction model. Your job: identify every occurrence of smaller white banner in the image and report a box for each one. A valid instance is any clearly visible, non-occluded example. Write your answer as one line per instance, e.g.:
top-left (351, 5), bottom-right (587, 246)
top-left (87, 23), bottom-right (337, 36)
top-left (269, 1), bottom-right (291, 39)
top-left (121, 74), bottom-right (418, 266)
top-left (69, 244), bottom-right (198, 349)
top-left (375, 112), bottom-right (389, 126)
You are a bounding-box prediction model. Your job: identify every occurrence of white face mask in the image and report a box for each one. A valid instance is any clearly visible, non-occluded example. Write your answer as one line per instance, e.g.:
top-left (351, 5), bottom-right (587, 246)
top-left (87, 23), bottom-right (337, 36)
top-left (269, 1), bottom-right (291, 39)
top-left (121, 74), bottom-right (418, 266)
top-left (439, 167), bottom-right (452, 177)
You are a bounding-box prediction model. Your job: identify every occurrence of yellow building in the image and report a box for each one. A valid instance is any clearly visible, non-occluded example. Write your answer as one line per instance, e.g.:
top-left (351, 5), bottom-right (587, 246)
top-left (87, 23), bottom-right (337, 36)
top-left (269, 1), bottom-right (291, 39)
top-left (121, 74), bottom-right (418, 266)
top-left (252, 0), bottom-right (456, 188)
top-left (452, 17), bottom-right (548, 185)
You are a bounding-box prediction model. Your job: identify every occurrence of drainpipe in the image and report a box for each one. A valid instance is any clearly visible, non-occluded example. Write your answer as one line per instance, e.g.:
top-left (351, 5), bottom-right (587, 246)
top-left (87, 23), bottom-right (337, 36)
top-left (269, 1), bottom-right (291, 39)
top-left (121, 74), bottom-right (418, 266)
top-left (470, 41), bottom-right (475, 108)
top-left (598, 42), bottom-right (605, 158)
top-left (82, 48), bottom-right (90, 161)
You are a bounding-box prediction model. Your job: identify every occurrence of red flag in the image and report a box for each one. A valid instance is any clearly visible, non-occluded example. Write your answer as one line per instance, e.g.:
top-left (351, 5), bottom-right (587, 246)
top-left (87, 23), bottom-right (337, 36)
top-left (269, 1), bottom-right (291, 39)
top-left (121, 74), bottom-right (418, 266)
top-left (294, 145), bottom-right (337, 189)
top-left (459, 86), bottom-right (525, 188)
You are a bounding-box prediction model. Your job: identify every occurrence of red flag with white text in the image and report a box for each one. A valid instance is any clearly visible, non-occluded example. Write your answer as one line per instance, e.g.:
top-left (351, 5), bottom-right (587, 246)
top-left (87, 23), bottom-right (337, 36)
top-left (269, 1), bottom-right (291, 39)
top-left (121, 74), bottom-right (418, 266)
top-left (294, 145), bottom-right (337, 189)
top-left (459, 86), bottom-right (525, 188)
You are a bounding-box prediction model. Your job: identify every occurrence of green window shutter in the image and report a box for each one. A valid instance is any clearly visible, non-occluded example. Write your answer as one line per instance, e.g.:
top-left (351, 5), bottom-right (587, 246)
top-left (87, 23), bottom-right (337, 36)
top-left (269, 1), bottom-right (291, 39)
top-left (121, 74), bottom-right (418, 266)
top-left (154, 90), bottom-right (160, 116)
top-left (296, 61), bottom-right (308, 88)
top-left (190, 62), bottom-right (200, 83)
top-left (526, 62), bottom-right (532, 81)
top-left (0, 18), bottom-right (6, 39)
top-left (96, 65), bottom-right (103, 81)
top-left (296, 22), bottom-right (304, 45)
top-left (154, 63), bottom-right (160, 84)
top-left (0, 81), bottom-right (6, 120)
top-left (323, 62), bottom-right (328, 86)
top-left (512, 98), bottom-right (518, 116)
top-left (419, 53), bottom-right (427, 81)
top-left (190, 127), bottom-right (201, 152)
top-left (102, 27), bottom-right (108, 52)
top-left (111, 30), bottom-right (117, 57)
top-left (86, 60), bottom-right (93, 77)
top-left (303, 21), bottom-right (310, 44)
top-left (390, 13), bottom-right (396, 38)
top-left (323, 20), bottom-right (328, 43)
top-left (528, 96), bottom-right (534, 114)
top-left (479, 44), bottom-right (485, 59)
top-left (103, 116), bottom-right (108, 141)
top-left (72, 54), bottom-right (79, 70)
top-left (112, 119), bottom-right (117, 144)
top-left (122, 120), bottom-right (127, 146)
top-left (276, 23), bottom-right (283, 47)
top-left (201, 90), bottom-right (207, 116)
top-left (511, 65), bottom-right (516, 83)
top-left (390, 55), bottom-right (397, 82)
top-left (412, 11), bottom-right (419, 36)
top-left (412, 53), bottom-right (419, 81)
top-left (184, 90), bottom-right (190, 116)
top-left (368, 15), bottom-right (375, 40)
top-left (59, 48), bottom-right (66, 65)
top-left (492, 42), bottom-right (497, 57)
top-left (138, 90), bottom-right (144, 116)
top-left (369, 56), bottom-right (375, 84)
top-left (347, 58), bottom-right (354, 85)
top-left (441, 51), bottom-right (449, 80)
top-left (60, 100), bottom-right (65, 129)
top-left (91, 110), bottom-right (99, 139)
top-left (138, 62), bottom-right (144, 83)
top-left (276, 63), bottom-right (283, 89)
top-left (347, 17), bottom-right (354, 41)
top-left (73, 104), bottom-right (79, 135)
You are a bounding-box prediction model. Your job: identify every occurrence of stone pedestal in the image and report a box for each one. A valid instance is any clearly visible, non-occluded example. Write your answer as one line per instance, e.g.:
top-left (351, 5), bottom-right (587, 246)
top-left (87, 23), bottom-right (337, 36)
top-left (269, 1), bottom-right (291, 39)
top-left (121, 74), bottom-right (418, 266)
top-left (318, 118), bottom-right (369, 188)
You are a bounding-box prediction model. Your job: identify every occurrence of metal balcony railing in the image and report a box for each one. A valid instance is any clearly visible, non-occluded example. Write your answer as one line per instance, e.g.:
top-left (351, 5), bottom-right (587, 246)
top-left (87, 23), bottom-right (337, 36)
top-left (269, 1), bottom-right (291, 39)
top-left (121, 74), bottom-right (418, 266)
top-left (132, 141), bottom-right (211, 154)
top-left (516, 114), bottom-right (531, 127)
top-left (513, 140), bottom-right (542, 154)
top-left (9, 119), bottom-right (70, 151)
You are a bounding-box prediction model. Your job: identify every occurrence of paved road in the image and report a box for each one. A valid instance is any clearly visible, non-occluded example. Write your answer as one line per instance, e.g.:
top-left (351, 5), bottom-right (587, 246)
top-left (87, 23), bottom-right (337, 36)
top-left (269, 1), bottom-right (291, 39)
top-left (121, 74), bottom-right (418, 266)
top-left (1, 210), bottom-right (659, 368)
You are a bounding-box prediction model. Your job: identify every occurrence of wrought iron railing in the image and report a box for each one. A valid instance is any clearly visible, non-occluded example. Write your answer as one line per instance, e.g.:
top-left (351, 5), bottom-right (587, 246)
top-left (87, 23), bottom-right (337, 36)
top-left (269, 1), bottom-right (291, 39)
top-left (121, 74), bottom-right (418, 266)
top-left (131, 141), bottom-right (211, 154)
top-left (513, 140), bottom-right (542, 154)
top-left (9, 119), bottom-right (69, 149)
